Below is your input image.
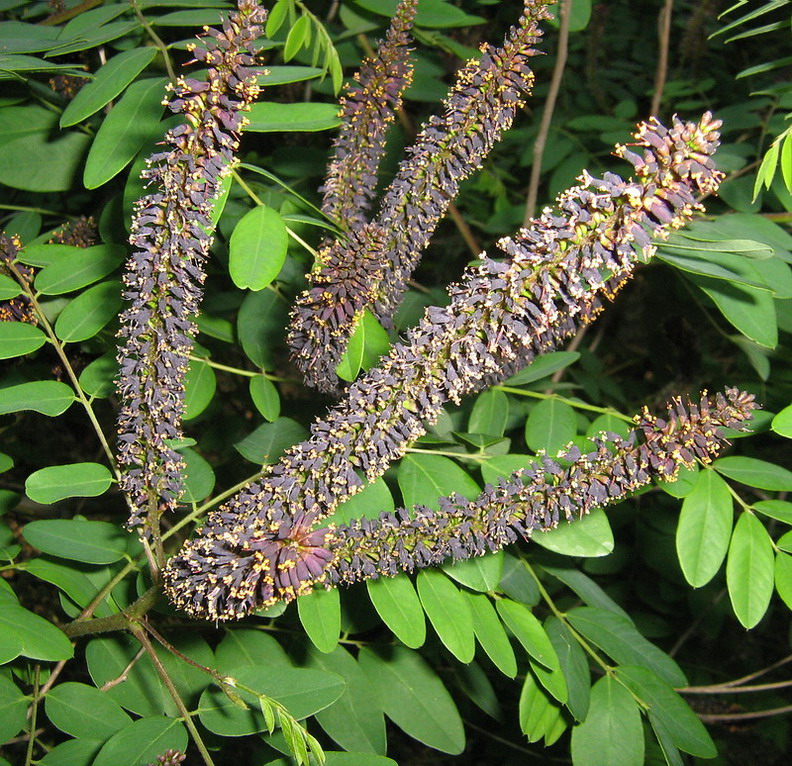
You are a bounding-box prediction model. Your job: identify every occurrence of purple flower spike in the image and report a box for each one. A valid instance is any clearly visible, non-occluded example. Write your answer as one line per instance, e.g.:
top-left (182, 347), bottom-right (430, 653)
top-left (322, 388), bottom-right (756, 587)
top-left (116, 0), bottom-right (267, 535)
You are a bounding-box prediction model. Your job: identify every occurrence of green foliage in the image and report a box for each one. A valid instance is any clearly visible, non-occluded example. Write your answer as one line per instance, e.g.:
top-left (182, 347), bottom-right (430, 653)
top-left (1, 1), bottom-right (791, 765)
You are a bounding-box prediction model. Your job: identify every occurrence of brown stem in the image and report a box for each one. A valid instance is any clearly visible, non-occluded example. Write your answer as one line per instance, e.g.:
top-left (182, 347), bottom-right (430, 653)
top-left (650, 0), bottom-right (674, 117)
top-left (699, 704), bottom-right (792, 723)
top-left (132, 625), bottom-right (215, 766)
top-left (39, 0), bottom-right (103, 25)
top-left (100, 647), bottom-right (145, 691)
top-left (524, 0), bottom-right (571, 223)
top-left (681, 679), bottom-right (792, 695)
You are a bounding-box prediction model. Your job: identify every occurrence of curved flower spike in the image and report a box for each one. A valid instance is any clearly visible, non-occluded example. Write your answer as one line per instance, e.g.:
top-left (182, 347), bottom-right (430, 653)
top-left (289, 0), bottom-right (553, 393)
top-left (324, 388), bottom-right (756, 585)
top-left (321, 0), bottom-right (418, 231)
top-left (163, 113), bottom-right (724, 621)
top-left (116, 0), bottom-right (267, 535)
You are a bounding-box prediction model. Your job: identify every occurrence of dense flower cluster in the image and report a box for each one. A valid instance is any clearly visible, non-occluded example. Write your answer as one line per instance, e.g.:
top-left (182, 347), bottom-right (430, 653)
top-left (48, 215), bottom-right (98, 248)
top-left (325, 388), bottom-right (756, 585)
top-left (320, 0), bottom-right (417, 231)
top-left (288, 0), bottom-right (552, 393)
top-left (116, 0), bottom-right (266, 533)
top-left (0, 233), bottom-right (36, 325)
top-left (163, 113), bottom-right (724, 621)
top-left (147, 750), bottom-right (186, 766)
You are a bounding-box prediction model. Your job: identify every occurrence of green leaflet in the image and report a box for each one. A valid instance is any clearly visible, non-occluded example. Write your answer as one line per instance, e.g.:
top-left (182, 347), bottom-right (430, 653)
top-left (468, 389), bottom-right (509, 436)
top-left (416, 569), bottom-right (475, 662)
top-left (0, 675), bottom-right (27, 745)
top-left (545, 616), bottom-right (590, 721)
top-left (91, 717), bottom-right (188, 766)
top-left (183, 359), bottom-right (217, 420)
top-left (366, 575), bottom-right (426, 648)
top-left (83, 78), bottom-right (168, 189)
top-left (179, 447), bottom-right (216, 503)
top-left (245, 102), bottom-right (342, 132)
top-left (566, 606), bottom-right (687, 687)
top-left (570, 676), bottom-right (644, 766)
top-left (45, 682), bottom-right (132, 740)
top-left (305, 644), bottom-right (387, 755)
top-left (518, 671), bottom-right (564, 744)
top-left (496, 599), bottom-right (559, 670)
top-left (23, 519), bottom-right (128, 564)
top-left (54, 280), bottom-right (122, 342)
top-left (715, 456), bottom-right (792, 491)
top-left (464, 591), bottom-right (517, 677)
top-left (297, 587), bottom-right (341, 654)
top-left (34, 244), bottom-right (125, 295)
top-left (0, 603), bottom-right (74, 662)
top-left (533, 508), bottom-right (615, 557)
top-left (397, 453), bottom-right (480, 510)
top-left (214, 629), bottom-right (292, 674)
top-left (726, 512), bottom-right (775, 628)
top-left (249, 375), bottom-right (281, 422)
top-left (0, 321), bottom-right (47, 359)
top-left (234, 417), bottom-right (308, 464)
top-left (25, 462), bottom-right (113, 504)
top-left (229, 205), bottom-right (289, 291)
top-left (61, 48), bottom-right (158, 127)
top-left (676, 469), bottom-right (733, 587)
top-left (616, 665), bottom-right (716, 757)
top-left (199, 665), bottom-right (345, 735)
top-left (442, 550), bottom-right (503, 592)
top-left (358, 646), bottom-right (465, 755)
top-left (525, 397), bottom-right (577, 454)
top-left (0, 380), bottom-right (74, 416)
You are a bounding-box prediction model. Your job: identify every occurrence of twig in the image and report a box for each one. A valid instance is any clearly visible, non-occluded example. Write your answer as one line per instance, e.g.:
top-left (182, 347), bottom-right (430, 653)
top-left (133, 625), bottom-right (216, 766)
top-left (650, 0), bottom-right (674, 117)
top-left (681, 653), bottom-right (792, 691)
top-left (447, 202), bottom-right (480, 256)
top-left (130, 0), bottom-right (176, 82)
top-left (24, 666), bottom-right (40, 766)
top-left (100, 646), bottom-right (146, 691)
top-left (699, 704), bottom-right (792, 723)
top-left (681, 679), bottom-right (792, 695)
top-left (524, 0), bottom-right (571, 224)
top-left (38, 658), bottom-right (70, 698)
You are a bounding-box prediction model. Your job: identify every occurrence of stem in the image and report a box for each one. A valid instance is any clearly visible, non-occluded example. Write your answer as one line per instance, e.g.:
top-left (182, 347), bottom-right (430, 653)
top-left (133, 626), bottom-right (215, 766)
top-left (40, 0), bottom-right (102, 25)
top-left (286, 226), bottom-right (318, 258)
top-left (0, 204), bottom-right (72, 217)
top-left (38, 659), bottom-right (70, 699)
top-left (9, 263), bottom-right (129, 492)
top-left (495, 386), bottom-right (634, 422)
top-left (232, 167), bottom-right (264, 205)
top-left (130, 0), bottom-right (177, 82)
top-left (188, 355), bottom-right (295, 383)
top-left (681, 679), bottom-right (792, 695)
top-left (699, 704), bottom-right (792, 723)
top-left (24, 666), bottom-right (40, 766)
top-left (63, 586), bottom-right (161, 638)
top-left (650, 0), bottom-right (674, 117)
top-left (524, 0), bottom-right (571, 223)
top-left (521, 558), bottom-right (612, 674)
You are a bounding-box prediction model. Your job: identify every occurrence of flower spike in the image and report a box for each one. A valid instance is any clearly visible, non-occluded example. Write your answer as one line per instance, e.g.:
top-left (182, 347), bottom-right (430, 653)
top-left (116, 0), bottom-right (267, 535)
top-left (324, 388), bottom-right (756, 586)
top-left (321, 0), bottom-right (418, 231)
